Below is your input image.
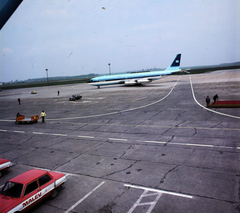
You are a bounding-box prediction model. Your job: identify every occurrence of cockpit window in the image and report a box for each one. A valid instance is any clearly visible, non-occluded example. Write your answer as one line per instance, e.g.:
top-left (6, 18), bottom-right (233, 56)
top-left (1, 181), bottom-right (23, 198)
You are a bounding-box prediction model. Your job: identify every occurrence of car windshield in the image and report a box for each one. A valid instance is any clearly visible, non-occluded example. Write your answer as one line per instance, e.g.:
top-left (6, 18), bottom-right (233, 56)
top-left (1, 181), bottom-right (23, 198)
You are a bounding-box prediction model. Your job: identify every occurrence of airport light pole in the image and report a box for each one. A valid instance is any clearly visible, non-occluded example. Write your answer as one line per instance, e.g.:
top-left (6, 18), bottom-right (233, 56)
top-left (46, 69), bottom-right (49, 86)
top-left (108, 63), bottom-right (111, 75)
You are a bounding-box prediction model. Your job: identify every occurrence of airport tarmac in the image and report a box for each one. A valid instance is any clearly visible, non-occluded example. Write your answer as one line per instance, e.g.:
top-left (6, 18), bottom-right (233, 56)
top-left (0, 69), bottom-right (240, 212)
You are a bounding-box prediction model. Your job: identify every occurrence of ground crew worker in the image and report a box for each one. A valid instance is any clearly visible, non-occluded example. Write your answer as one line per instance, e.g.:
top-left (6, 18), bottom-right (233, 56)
top-left (40, 110), bottom-right (46, 123)
top-left (18, 98), bottom-right (21, 105)
top-left (213, 94), bottom-right (219, 103)
top-left (206, 96), bottom-right (210, 107)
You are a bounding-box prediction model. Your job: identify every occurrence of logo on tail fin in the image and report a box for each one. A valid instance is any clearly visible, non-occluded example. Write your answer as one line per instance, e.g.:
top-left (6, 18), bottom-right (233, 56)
top-left (170, 54), bottom-right (181, 67)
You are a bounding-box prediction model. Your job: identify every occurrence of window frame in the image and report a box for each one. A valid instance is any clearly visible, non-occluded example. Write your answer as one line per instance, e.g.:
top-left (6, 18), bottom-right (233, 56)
top-left (38, 174), bottom-right (52, 187)
top-left (23, 180), bottom-right (39, 196)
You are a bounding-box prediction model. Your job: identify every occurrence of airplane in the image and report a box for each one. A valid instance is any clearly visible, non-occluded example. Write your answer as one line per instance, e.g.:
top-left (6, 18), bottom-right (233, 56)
top-left (88, 54), bottom-right (182, 88)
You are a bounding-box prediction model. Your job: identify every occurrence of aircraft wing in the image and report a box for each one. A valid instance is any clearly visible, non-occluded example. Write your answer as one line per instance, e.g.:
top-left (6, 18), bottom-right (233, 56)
top-left (0, 0), bottom-right (23, 30)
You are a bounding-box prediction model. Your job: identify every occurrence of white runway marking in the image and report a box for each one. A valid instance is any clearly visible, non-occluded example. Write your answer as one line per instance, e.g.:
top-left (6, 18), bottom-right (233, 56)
top-left (145, 141), bottom-right (166, 144)
top-left (125, 184), bottom-right (193, 213)
top-left (132, 96), bottom-right (147, 102)
top-left (64, 181), bottom-right (105, 213)
top-left (51, 133), bottom-right (67, 136)
top-left (146, 140), bottom-right (238, 149)
top-left (14, 130), bottom-right (25, 133)
top-left (1, 129), bottom-right (240, 150)
top-left (170, 142), bottom-right (214, 148)
top-left (109, 138), bottom-right (128, 141)
top-left (78, 135), bottom-right (94, 138)
top-left (189, 75), bottom-right (240, 120)
top-left (127, 190), bottom-right (162, 213)
top-left (125, 184), bottom-right (193, 199)
top-left (33, 132), bottom-right (45, 135)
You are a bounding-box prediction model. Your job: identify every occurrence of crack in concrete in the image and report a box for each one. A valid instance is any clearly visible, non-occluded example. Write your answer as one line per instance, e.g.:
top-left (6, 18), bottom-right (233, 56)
top-left (133, 110), bottom-right (165, 127)
top-left (101, 161), bottom-right (138, 178)
top-left (106, 118), bottom-right (113, 124)
top-left (168, 135), bottom-right (175, 143)
top-left (159, 165), bottom-right (179, 184)
top-left (211, 121), bottom-right (223, 128)
top-left (119, 145), bottom-right (133, 159)
top-left (175, 120), bottom-right (187, 127)
top-left (175, 111), bottom-right (186, 121)
top-left (161, 128), bottom-right (172, 136)
top-left (192, 128), bottom-right (197, 137)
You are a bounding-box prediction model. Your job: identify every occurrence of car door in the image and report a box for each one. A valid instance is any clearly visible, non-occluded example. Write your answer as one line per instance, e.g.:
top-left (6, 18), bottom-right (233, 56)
top-left (38, 173), bottom-right (53, 196)
top-left (22, 180), bottom-right (42, 210)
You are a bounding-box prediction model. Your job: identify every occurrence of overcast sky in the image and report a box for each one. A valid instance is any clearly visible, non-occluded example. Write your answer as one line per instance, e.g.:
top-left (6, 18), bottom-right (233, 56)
top-left (0, 0), bottom-right (239, 82)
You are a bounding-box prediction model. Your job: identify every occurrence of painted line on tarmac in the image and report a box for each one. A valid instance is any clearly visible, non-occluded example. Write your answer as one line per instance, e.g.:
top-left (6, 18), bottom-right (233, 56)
top-left (33, 132), bottom-right (45, 135)
top-left (55, 121), bottom-right (240, 132)
top-left (14, 130), bottom-right (25, 133)
top-left (109, 138), bottom-right (128, 141)
top-left (78, 135), bottom-right (94, 138)
top-left (64, 181), bottom-right (105, 213)
top-left (1, 129), bottom-right (240, 150)
top-left (132, 96), bottom-right (148, 102)
top-left (127, 190), bottom-right (162, 213)
top-left (189, 75), bottom-right (240, 120)
top-left (51, 133), bottom-right (67, 136)
top-left (145, 141), bottom-right (166, 144)
top-left (124, 184), bottom-right (192, 213)
top-left (125, 184), bottom-right (193, 199)
top-left (145, 140), bottom-right (238, 149)
top-left (171, 142), bottom-right (214, 148)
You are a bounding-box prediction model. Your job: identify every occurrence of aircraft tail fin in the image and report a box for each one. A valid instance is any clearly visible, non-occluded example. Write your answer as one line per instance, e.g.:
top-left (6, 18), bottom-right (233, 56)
top-left (165, 54), bottom-right (181, 72)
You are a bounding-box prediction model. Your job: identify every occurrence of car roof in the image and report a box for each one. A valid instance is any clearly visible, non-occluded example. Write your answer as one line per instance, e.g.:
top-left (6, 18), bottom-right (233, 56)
top-left (9, 169), bottom-right (50, 184)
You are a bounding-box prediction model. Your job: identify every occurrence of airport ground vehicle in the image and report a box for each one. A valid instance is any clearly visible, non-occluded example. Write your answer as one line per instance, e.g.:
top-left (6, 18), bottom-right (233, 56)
top-left (69, 94), bottom-right (82, 101)
top-left (31, 90), bottom-right (37, 94)
top-left (0, 169), bottom-right (67, 213)
top-left (210, 100), bottom-right (240, 108)
top-left (15, 115), bottom-right (39, 124)
top-left (0, 159), bottom-right (12, 177)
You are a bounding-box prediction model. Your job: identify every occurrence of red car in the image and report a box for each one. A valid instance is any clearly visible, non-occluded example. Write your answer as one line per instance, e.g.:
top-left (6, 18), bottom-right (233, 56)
top-left (0, 169), bottom-right (67, 213)
top-left (0, 159), bottom-right (12, 177)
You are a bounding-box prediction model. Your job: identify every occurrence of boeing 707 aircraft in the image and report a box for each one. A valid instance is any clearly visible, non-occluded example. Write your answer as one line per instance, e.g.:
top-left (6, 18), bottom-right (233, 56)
top-left (88, 54), bottom-right (181, 88)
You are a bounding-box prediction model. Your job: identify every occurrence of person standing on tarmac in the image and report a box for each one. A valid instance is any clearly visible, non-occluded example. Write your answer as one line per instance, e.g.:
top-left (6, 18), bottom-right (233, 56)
top-left (40, 110), bottom-right (46, 123)
top-left (206, 96), bottom-right (210, 107)
top-left (213, 94), bottom-right (219, 103)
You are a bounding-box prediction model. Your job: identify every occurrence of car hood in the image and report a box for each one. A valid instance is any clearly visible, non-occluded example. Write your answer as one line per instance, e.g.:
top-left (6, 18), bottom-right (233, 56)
top-left (0, 195), bottom-right (19, 212)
